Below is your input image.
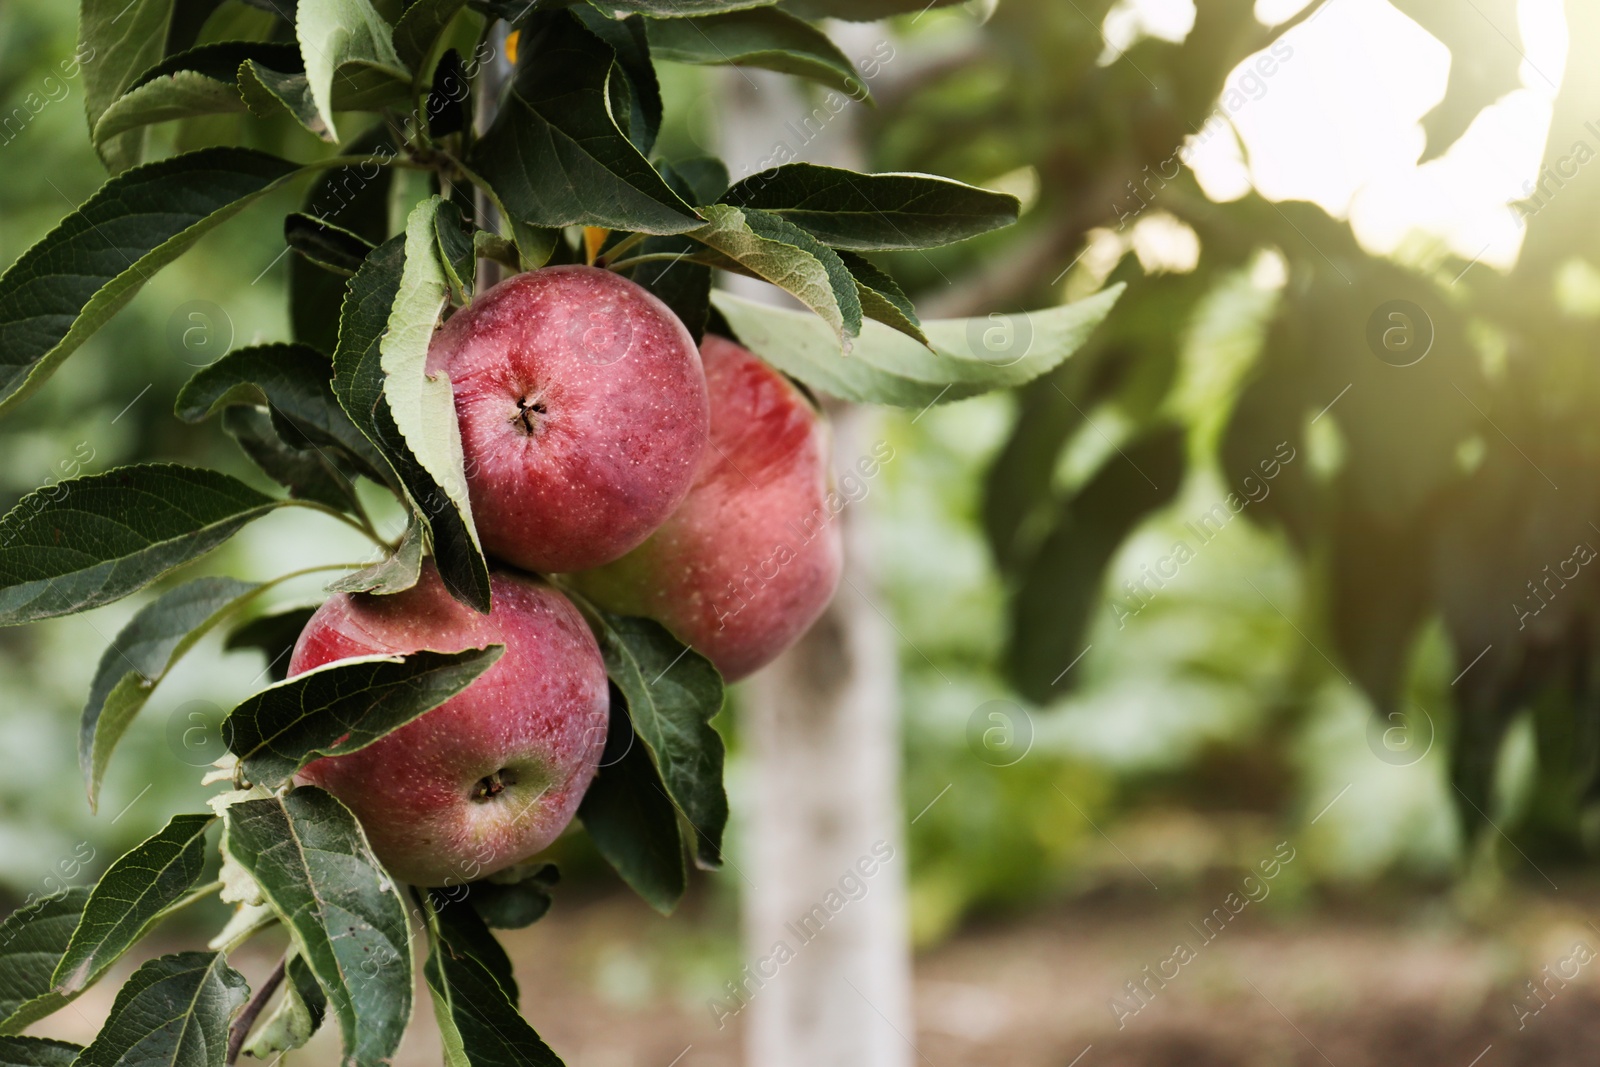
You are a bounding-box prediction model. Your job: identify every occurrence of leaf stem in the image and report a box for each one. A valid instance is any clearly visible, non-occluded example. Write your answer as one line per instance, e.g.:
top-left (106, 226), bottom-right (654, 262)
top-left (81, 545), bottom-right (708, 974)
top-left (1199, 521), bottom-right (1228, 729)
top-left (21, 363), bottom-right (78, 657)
top-left (285, 500), bottom-right (390, 547)
top-left (596, 232), bottom-right (648, 266)
top-left (607, 251), bottom-right (714, 273)
top-left (226, 954), bottom-right (286, 1066)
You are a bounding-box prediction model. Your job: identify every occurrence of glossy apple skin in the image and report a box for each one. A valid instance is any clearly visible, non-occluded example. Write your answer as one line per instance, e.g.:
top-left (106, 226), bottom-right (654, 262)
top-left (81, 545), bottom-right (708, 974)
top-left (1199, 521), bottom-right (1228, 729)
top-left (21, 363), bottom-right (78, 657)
top-left (427, 265), bottom-right (710, 574)
top-left (570, 335), bottom-right (843, 681)
top-left (288, 565), bottom-right (608, 887)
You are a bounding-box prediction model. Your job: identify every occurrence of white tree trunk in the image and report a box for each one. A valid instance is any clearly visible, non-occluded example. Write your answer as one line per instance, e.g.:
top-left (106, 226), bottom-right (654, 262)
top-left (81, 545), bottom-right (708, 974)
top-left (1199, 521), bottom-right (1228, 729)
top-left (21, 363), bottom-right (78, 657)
top-left (718, 60), bottom-right (914, 1067)
top-left (741, 404), bottom-right (911, 1067)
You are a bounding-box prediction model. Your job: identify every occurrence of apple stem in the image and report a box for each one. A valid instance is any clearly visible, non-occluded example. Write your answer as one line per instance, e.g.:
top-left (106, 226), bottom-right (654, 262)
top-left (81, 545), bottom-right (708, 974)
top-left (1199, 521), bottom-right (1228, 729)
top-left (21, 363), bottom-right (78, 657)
top-left (226, 955), bottom-right (286, 1066)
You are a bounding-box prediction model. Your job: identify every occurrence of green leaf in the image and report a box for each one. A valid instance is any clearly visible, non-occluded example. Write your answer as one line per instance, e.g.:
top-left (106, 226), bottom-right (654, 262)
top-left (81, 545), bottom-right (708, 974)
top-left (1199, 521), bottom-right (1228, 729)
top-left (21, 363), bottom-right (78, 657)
top-left (780, 0), bottom-right (965, 19)
top-left (0, 890), bottom-right (90, 1036)
top-left (690, 204), bottom-right (862, 350)
top-left (647, 8), bottom-right (868, 101)
top-left (0, 465), bottom-right (281, 627)
top-left (383, 199), bottom-right (480, 554)
top-left (433, 200), bottom-right (476, 305)
top-left (439, 864), bottom-right (558, 932)
top-left (132, 40), bottom-right (305, 85)
top-left (327, 520), bottom-right (425, 596)
top-left (0, 147), bottom-right (301, 414)
top-left (722, 163), bottom-right (1020, 250)
top-left (243, 951), bottom-right (326, 1059)
top-left (295, 0), bottom-right (410, 142)
top-left (223, 407), bottom-right (365, 513)
top-left (334, 238), bottom-right (491, 612)
top-left (670, 156), bottom-right (730, 204)
top-left (1006, 427), bottom-right (1186, 704)
top-left (286, 212), bottom-right (377, 276)
top-left (0, 1037), bottom-right (81, 1067)
top-left (52, 815), bottom-right (215, 995)
top-left (79, 0), bottom-right (176, 171)
top-left (710, 283), bottom-right (1124, 406)
top-left (592, 611), bottom-right (727, 868)
top-left (836, 249), bottom-right (925, 343)
top-left (225, 606), bottom-right (319, 683)
top-left (91, 71), bottom-right (247, 148)
top-left (593, 0), bottom-right (779, 14)
top-left (237, 60), bottom-right (327, 138)
top-left (424, 889), bottom-right (517, 994)
top-left (393, 0), bottom-right (470, 70)
top-left (627, 160), bottom-right (717, 342)
top-left (578, 691), bottom-right (687, 913)
top-left (423, 904), bottom-right (563, 1067)
top-left (73, 952), bottom-right (247, 1067)
top-left (469, 13), bottom-right (701, 234)
top-left (573, 6), bottom-right (662, 155)
top-left (80, 576), bottom-right (260, 810)
top-left (224, 646), bottom-right (505, 790)
top-left (175, 342), bottom-right (389, 483)
top-left (224, 788), bottom-right (411, 1064)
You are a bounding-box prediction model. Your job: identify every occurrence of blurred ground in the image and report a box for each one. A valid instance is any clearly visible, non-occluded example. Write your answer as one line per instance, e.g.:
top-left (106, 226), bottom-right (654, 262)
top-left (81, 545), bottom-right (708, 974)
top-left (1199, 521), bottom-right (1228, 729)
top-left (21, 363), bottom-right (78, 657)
top-left (31, 882), bottom-right (1600, 1066)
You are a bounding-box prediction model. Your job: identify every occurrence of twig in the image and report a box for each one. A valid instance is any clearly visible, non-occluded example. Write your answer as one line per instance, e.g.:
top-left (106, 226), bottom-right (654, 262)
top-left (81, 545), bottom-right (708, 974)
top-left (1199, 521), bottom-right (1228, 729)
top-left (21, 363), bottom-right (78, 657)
top-left (226, 955), bottom-right (287, 1065)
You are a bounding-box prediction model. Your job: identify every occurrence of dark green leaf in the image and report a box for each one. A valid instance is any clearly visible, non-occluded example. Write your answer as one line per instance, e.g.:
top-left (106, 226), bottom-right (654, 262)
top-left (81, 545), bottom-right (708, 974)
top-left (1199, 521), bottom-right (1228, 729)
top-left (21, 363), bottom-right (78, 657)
top-left (334, 237), bottom-right (491, 612)
top-left (0, 465), bottom-right (280, 627)
top-left (780, 0), bottom-right (964, 19)
top-left (670, 156), bottom-right (730, 204)
top-left (285, 212), bottom-right (377, 275)
top-left (177, 342), bottom-right (388, 488)
top-left (469, 13), bottom-right (701, 234)
top-left (593, 0), bottom-right (779, 13)
top-left (225, 646), bottom-right (504, 790)
top-left (438, 864), bottom-right (559, 932)
top-left (79, 0), bottom-right (176, 171)
top-left (836, 249), bottom-right (925, 343)
top-left (573, 6), bottom-right (662, 155)
top-left (225, 606), bottom-right (319, 683)
top-left (224, 788), bottom-right (411, 1065)
top-left (394, 0), bottom-right (470, 70)
top-left (133, 41), bottom-right (305, 85)
top-left (52, 815), bottom-right (215, 995)
top-left (710, 284), bottom-right (1123, 406)
top-left (73, 952), bottom-right (247, 1067)
top-left (92, 71), bottom-right (247, 148)
top-left (594, 611), bottom-right (726, 868)
top-left (624, 161), bottom-right (716, 342)
top-left (647, 8), bottom-right (868, 101)
top-left (423, 904), bottom-right (563, 1067)
top-left (224, 407), bottom-right (364, 512)
top-left (578, 689), bottom-right (687, 913)
top-left (0, 147), bottom-right (302, 414)
top-left (690, 204), bottom-right (862, 349)
top-left (326, 520), bottom-right (425, 595)
top-left (80, 576), bottom-right (261, 810)
top-left (434, 199), bottom-right (477, 305)
top-left (1006, 427), bottom-right (1186, 703)
top-left (424, 889), bottom-right (518, 994)
top-left (236, 60), bottom-right (327, 138)
top-left (291, 134), bottom-right (396, 354)
top-left (0, 1037), bottom-right (81, 1067)
top-left (722, 162), bottom-right (1020, 250)
top-left (0, 890), bottom-right (89, 1036)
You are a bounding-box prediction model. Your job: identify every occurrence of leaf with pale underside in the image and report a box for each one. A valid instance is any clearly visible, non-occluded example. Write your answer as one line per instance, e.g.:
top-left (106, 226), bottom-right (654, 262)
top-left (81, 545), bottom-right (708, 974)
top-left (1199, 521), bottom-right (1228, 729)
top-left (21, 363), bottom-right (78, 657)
top-left (0, 147), bottom-right (302, 414)
top-left (722, 163), bottom-right (1020, 250)
top-left (224, 646), bottom-right (504, 790)
top-left (51, 815), bottom-right (215, 995)
top-left (689, 204), bottom-right (862, 351)
top-left (327, 520), bottom-right (425, 596)
top-left (0, 465), bottom-right (280, 627)
top-left (92, 71), bottom-right (247, 147)
top-left (224, 788), bottom-right (411, 1066)
top-left (836, 249), bottom-right (926, 344)
top-left (710, 283), bottom-right (1126, 407)
top-left (80, 576), bottom-right (260, 809)
top-left (78, 0), bottom-right (175, 172)
top-left (295, 0), bottom-right (409, 143)
top-left (0, 890), bottom-right (90, 1036)
top-left (72, 952), bottom-right (247, 1067)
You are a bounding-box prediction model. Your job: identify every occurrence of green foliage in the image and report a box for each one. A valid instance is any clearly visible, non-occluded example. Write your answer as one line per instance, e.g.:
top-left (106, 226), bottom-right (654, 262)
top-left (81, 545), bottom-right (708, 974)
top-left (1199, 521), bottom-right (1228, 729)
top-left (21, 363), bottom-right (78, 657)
top-left (225, 646), bottom-right (505, 789)
top-left (0, 890), bottom-right (89, 1035)
top-left (73, 952), bottom-right (247, 1067)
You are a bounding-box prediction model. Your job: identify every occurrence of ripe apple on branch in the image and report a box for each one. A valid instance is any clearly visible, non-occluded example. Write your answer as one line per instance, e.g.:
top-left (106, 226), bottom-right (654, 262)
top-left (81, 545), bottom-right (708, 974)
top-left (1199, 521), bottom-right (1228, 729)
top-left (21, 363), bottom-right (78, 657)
top-left (0, 0), bottom-right (1124, 1062)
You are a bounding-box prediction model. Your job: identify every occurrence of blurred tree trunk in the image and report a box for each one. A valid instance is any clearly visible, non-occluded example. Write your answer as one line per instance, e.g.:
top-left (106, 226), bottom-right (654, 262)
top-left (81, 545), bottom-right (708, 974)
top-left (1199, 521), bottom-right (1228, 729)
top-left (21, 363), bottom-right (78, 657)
top-left (718, 56), bottom-right (913, 1067)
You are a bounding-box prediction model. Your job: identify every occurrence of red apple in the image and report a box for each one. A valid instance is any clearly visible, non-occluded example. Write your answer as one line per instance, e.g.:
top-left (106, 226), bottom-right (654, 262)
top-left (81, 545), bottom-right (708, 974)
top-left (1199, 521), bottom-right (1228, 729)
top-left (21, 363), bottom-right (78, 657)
top-left (427, 265), bottom-right (710, 573)
top-left (288, 563), bottom-right (607, 886)
top-left (569, 335), bottom-right (844, 681)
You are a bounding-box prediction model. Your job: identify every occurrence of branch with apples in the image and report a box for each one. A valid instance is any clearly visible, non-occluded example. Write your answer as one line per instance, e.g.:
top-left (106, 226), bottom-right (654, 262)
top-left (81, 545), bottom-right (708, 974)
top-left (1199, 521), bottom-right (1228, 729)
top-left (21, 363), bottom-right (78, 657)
top-left (0, 0), bottom-right (1121, 1062)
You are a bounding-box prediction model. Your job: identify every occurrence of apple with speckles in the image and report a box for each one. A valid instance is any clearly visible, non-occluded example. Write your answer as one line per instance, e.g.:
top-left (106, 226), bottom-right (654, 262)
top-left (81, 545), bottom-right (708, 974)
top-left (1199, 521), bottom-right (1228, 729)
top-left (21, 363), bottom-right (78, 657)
top-left (288, 563), bottom-right (608, 887)
top-left (428, 265), bottom-right (710, 574)
top-left (569, 335), bottom-right (845, 681)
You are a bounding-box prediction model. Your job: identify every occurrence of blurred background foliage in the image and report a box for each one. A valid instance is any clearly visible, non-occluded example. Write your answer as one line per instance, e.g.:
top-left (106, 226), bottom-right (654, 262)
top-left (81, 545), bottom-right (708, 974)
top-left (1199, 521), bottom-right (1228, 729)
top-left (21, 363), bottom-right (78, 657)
top-left (1, 0), bottom-right (1595, 985)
